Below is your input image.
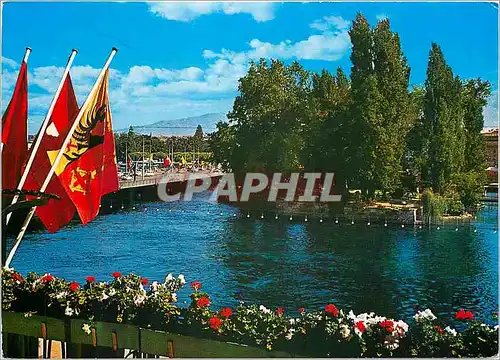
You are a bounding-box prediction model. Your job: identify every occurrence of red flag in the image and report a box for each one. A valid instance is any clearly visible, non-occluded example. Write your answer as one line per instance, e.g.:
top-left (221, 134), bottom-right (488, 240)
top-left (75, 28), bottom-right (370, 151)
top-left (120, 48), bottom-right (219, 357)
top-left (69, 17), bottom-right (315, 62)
top-left (127, 155), bottom-right (132, 170)
top-left (2, 61), bottom-right (28, 192)
top-left (23, 75), bottom-right (79, 233)
top-left (163, 156), bottom-right (170, 168)
top-left (48, 70), bottom-right (118, 225)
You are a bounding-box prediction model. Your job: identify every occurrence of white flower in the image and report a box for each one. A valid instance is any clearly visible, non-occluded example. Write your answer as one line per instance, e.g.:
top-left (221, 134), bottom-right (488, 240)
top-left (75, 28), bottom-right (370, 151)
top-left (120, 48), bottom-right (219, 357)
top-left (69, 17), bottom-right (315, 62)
top-left (55, 291), bottom-right (68, 300)
top-left (165, 273), bottom-right (174, 283)
top-left (413, 309), bottom-right (437, 323)
top-left (384, 335), bottom-right (399, 350)
top-left (445, 326), bottom-right (457, 336)
top-left (151, 281), bottom-right (160, 291)
top-left (100, 292), bottom-right (109, 302)
top-left (394, 320), bottom-right (409, 335)
top-left (171, 293), bottom-right (178, 302)
top-left (339, 324), bottom-right (351, 339)
top-left (134, 294), bottom-right (146, 306)
top-left (178, 274), bottom-right (186, 285)
top-left (289, 318), bottom-right (296, 325)
top-left (82, 324), bottom-right (91, 335)
top-left (285, 328), bottom-right (295, 340)
top-left (109, 288), bottom-right (116, 296)
top-left (259, 305), bottom-right (271, 314)
top-left (494, 325), bottom-right (499, 331)
top-left (65, 307), bottom-right (74, 316)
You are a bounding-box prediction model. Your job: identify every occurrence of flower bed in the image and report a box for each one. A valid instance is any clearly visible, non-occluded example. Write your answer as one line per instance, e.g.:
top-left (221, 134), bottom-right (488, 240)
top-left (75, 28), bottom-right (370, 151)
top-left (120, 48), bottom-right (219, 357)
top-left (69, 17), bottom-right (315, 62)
top-left (2, 268), bottom-right (498, 357)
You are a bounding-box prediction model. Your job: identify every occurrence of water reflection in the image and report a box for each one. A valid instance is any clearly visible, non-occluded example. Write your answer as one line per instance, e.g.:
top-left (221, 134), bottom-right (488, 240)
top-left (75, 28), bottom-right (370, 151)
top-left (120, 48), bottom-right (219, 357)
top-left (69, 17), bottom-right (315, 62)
top-left (10, 192), bottom-right (498, 323)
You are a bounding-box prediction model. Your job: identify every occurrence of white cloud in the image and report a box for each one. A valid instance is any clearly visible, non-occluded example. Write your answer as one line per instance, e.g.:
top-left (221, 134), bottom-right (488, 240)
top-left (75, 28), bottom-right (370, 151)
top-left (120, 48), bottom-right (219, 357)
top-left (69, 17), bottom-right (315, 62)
top-left (310, 16), bottom-right (350, 31)
top-left (3, 14), bottom-right (352, 131)
top-left (148, 2), bottom-right (276, 22)
top-left (483, 90), bottom-right (499, 127)
top-left (2, 56), bottom-right (18, 68)
top-left (376, 14), bottom-right (388, 21)
top-left (206, 15), bottom-right (351, 62)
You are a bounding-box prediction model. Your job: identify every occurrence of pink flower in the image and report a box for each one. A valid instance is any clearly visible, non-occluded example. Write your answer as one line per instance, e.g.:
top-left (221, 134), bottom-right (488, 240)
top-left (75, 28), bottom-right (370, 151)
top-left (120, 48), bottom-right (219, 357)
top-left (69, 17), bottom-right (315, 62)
top-left (112, 272), bottom-right (121, 278)
top-left (86, 276), bottom-right (96, 283)
top-left (276, 307), bottom-right (285, 316)
top-left (141, 278), bottom-right (149, 285)
top-left (298, 307), bottom-right (305, 315)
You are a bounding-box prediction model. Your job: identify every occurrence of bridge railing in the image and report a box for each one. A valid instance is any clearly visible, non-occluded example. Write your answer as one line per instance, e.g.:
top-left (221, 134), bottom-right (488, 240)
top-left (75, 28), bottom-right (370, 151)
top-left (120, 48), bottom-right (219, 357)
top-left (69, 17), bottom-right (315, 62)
top-left (2, 311), bottom-right (293, 358)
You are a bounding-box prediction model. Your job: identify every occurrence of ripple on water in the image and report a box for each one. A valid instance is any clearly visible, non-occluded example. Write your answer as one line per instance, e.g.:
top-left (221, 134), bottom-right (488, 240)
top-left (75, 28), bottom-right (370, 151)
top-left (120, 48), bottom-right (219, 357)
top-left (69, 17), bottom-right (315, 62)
top-left (9, 193), bottom-right (499, 322)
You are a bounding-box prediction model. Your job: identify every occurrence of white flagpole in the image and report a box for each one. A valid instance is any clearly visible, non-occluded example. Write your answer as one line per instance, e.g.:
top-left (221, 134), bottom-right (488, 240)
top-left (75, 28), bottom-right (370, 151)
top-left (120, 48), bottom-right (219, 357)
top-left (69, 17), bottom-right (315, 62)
top-left (5, 49), bottom-right (78, 226)
top-left (0, 47), bottom-right (31, 154)
top-left (5, 47), bottom-right (118, 268)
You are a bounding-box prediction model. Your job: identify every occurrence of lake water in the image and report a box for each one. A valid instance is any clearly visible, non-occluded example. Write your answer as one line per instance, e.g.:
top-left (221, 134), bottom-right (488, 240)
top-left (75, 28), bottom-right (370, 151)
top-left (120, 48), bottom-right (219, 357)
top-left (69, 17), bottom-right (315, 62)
top-left (9, 192), bottom-right (498, 323)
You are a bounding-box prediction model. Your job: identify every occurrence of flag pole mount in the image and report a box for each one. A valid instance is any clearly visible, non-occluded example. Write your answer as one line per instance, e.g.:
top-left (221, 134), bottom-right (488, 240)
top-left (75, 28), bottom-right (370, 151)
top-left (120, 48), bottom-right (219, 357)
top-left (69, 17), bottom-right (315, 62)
top-left (23, 47), bottom-right (32, 63)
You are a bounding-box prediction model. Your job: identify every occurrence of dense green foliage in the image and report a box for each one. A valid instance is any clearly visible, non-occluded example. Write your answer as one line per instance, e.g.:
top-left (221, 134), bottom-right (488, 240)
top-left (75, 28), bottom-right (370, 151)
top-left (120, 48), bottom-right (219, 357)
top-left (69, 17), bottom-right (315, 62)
top-left (208, 13), bottom-right (490, 210)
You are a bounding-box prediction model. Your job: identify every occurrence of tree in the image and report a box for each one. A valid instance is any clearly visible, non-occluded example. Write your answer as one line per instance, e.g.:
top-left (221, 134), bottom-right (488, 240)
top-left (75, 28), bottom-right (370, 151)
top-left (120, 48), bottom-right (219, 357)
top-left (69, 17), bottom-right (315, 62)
top-left (422, 43), bottom-right (465, 193)
top-left (461, 78), bottom-right (491, 172)
top-left (222, 59), bottom-right (314, 174)
top-left (194, 125), bottom-right (204, 139)
top-left (349, 13), bottom-right (384, 198)
top-left (372, 19), bottom-right (412, 197)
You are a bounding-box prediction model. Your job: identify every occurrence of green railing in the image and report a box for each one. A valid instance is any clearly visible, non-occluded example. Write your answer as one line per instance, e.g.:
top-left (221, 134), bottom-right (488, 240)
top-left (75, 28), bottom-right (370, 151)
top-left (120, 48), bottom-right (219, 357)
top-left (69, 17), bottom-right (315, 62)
top-left (2, 312), bottom-right (294, 358)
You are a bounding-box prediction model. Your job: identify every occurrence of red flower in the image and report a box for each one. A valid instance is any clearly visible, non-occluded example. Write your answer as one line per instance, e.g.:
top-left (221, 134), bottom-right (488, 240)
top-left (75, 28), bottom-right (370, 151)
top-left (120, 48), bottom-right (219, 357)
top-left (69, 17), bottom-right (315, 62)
top-left (455, 309), bottom-right (474, 321)
top-left (11, 273), bottom-right (24, 282)
top-left (209, 316), bottom-right (222, 330)
top-left (190, 281), bottom-right (202, 291)
top-left (69, 282), bottom-right (80, 292)
top-left (141, 278), bottom-right (149, 285)
top-left (220, 307), bottom-right (233, 318)
top-left (380, 320), bottom-right (394, 333)
top-left (86, 276), bottom-right (96, 283)
top-left (434, 325), bottom-right (445, 335)
top-left (112, 272), bottom-right (121, 278)
top-left (196, 296), bottom-right (211, 308)
top-left (324, 304), bottom-right (339, 317)
top-left (276, 307), bottom-right (285, 316)
top-left (41, 274), bottom-right (54, 283)
top-left (355, 321), bottom-right (366, 333)
top-left (298, 307), bottom-right (305, 315)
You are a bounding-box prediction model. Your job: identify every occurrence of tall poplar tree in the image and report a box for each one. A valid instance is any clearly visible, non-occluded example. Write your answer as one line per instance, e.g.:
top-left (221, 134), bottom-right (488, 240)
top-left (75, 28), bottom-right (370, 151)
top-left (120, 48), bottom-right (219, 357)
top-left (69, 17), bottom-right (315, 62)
top-left (372, 19), bottom-right (412, 196)
top-left (422, 43), bottom-right (465, 193)
top-left (349, 13), bottom-right (384, 198)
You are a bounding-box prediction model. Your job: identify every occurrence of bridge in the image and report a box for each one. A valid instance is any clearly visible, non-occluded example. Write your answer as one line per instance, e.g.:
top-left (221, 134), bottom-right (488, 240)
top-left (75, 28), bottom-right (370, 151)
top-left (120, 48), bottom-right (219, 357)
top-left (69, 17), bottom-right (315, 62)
top-left (118, 170), bottom-right (223, 190)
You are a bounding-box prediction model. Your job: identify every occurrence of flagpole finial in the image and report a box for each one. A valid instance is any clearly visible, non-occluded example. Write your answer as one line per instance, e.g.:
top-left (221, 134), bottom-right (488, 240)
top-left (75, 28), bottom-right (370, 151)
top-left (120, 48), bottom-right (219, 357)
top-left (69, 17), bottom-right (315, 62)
top-left (26, 47), bottom-right (32, 51)
top-left (72, 48), bottom-right (78, 54)
top-left (112, 47), bottom-right (118, 53)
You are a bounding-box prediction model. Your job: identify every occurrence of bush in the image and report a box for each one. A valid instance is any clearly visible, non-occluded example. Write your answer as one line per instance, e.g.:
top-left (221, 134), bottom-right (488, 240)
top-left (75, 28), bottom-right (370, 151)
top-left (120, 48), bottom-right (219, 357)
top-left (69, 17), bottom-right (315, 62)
top-left (422, 189), bottom-right (464, 218)
top-left (449, 172), bottom-right (484, 210)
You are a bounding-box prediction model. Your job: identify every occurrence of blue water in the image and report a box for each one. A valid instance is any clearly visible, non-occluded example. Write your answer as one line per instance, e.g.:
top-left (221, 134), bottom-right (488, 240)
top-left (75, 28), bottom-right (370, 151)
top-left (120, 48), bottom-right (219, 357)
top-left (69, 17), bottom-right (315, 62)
top-left (9, 193), bottom-right (499, 323)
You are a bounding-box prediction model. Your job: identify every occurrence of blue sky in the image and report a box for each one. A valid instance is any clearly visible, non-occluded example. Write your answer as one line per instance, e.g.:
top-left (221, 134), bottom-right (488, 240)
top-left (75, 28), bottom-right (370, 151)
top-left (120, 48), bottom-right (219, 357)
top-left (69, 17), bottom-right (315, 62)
top-left (2, 1), bottom-right (498, 133)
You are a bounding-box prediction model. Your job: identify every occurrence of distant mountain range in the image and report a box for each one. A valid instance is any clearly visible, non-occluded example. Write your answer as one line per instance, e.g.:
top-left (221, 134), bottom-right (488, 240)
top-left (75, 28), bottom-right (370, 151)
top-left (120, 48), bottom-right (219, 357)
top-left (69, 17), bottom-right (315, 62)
top-left (115, 113), bottom-right (228, 136)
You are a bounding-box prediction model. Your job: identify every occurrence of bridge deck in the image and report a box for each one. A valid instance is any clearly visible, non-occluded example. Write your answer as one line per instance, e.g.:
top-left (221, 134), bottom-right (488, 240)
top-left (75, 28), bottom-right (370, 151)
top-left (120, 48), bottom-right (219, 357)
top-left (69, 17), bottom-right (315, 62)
top-left (119, 171), bottom-right (222, 189)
